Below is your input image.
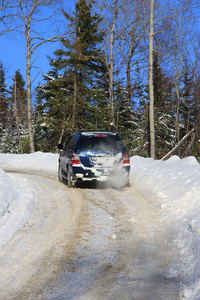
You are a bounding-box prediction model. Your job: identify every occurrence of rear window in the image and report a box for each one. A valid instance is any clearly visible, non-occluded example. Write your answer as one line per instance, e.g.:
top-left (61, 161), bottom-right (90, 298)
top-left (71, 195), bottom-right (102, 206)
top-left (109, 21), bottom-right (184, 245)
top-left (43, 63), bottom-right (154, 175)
top-left (77, 135), bottom-right (125, 151)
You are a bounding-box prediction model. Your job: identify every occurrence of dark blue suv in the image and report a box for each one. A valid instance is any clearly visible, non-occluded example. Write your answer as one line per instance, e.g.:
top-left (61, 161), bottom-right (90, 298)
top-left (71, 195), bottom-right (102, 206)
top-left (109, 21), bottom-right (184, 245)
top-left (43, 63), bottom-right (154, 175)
top-left (57, 131), bottom-right (130, 188)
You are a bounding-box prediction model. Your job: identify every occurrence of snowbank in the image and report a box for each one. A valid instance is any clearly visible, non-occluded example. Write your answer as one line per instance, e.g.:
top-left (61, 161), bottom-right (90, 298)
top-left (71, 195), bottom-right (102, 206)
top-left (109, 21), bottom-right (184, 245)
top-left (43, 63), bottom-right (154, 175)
top-left (0, 168), bottom-right (35, 247)
top-left (0, 152), bottom-right (58, 248)
top-left (0, 151), bottom-right (58, 173)
top-left (131, 155), bottom-right (200, 299)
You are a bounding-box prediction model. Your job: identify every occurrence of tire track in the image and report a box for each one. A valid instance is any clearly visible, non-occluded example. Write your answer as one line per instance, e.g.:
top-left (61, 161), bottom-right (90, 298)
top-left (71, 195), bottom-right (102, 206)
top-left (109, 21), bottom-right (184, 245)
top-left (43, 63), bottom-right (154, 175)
top-left (43, 184), bottom-right (181, 300)
top-left (0, 173), bottom-right (89, 299)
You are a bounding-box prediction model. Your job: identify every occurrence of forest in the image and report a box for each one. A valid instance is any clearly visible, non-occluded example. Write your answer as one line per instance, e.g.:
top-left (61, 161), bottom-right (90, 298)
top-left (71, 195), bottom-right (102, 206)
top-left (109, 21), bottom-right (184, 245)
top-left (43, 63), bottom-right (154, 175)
top-left (0, 0), bottom-right (200, 160)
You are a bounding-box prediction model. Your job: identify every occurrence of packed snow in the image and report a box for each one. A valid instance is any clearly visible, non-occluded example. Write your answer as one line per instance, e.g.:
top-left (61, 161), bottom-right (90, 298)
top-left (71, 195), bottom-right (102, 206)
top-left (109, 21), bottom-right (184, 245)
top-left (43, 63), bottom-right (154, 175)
top-left (0, 152), bottom-right (200, 299)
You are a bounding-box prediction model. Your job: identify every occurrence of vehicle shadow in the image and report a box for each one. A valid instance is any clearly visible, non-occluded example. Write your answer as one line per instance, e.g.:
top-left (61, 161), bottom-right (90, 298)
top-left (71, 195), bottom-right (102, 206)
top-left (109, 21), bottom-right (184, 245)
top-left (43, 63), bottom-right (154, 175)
top-left (75, 180), bottom-right (109, 190)
top-left (75, 180), bottom-right (129, 190)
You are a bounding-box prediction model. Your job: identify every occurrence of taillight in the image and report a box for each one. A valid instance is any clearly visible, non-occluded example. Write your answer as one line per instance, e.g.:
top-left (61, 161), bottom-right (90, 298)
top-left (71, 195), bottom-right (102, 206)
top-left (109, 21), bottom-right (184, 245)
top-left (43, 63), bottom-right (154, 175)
top-left (123, 153), bottom-right (130, 165)
top-left (71, 154), bottom-right (81, 166)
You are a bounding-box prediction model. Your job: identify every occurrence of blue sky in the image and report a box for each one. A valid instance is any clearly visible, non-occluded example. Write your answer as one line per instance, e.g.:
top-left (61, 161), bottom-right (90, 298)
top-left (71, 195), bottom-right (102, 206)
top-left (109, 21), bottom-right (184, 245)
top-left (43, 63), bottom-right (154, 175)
top-left (1, 35), bottom-right (60, 92)
top-left (0, 1), bottom-right (75, 101)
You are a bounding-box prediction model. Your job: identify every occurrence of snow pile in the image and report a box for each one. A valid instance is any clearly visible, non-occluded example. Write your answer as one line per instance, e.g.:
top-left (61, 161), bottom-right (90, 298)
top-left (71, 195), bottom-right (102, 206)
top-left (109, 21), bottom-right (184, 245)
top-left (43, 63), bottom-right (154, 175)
top-left (131, 155), bottom-right (200, 299)
top-left (0, 152), bottom-right (200, 299)
top-left (0, 152), bottom-right (58, 248)
top-left (0, 168), bottom-right (35, 247)
top-left (130, 155), bottom-right (200, 217)
top-left (0, 151), bottom-right (58, 173)
top-left (0, 152), bottom-right (58, 246)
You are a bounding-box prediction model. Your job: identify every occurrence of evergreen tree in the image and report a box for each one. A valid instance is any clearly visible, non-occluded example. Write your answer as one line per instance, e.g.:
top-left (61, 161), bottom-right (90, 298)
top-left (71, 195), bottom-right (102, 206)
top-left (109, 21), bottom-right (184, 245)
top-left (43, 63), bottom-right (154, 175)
top-left (1, 70), bottom-right (29, 153)
top-left (40, 0), bottom-right (108, 145)
top-left (38, 60), bottom-right (75, 146)
top-left (33, 85), bottom-right (53, 152)
top-left (0, 64), bottom-right (20, 153)
top-left (0, 62), bottom-right (8, 131)
top-left (153, 52), bottom-right (175, 158)
top-left (0, 61), bottom-right (9, 152)
top-left (70, 0), bottom-right (108, 128)
top-left (88, 72), bottom-right (110, 131)
top-left (191, 74), bottom-right (200, 160)
top-left (9, 70), bottom-right (28, 129)
top-left (112, 80), bottom-right (133, 150)
top-left (180, 59), bottom-right (195, 137)
top-left (132, 82), bottom-right (150, 158)
top-left (177, 59), bottom-right (200, 158)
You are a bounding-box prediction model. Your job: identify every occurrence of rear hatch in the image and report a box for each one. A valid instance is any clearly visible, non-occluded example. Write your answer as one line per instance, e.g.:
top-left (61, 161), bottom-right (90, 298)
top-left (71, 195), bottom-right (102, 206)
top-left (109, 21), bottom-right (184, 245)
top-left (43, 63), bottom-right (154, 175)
top-left (77, 135), bottom-right (124, 168)
top-left (78, 150), bottom-right (123, 168)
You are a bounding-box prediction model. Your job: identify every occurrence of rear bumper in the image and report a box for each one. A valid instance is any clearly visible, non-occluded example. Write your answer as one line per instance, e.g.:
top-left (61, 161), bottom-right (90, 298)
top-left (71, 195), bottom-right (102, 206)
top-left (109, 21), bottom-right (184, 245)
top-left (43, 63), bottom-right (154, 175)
top-left (72, 165), bottom-right (130, 182)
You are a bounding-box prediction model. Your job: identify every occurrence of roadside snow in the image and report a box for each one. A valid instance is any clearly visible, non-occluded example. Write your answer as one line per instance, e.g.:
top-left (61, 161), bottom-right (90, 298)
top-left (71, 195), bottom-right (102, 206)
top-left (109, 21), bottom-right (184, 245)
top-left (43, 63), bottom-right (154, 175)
top-left (0, 170), bottom-right (35, 247)
top-left (0, 152), bottom-right (200, 299)
top-left (130, 155), bottom-right (200, 299)
top-left (0, 152), bottom-right (58, 247)
top-left (0, 151), bottom-right (58, 173)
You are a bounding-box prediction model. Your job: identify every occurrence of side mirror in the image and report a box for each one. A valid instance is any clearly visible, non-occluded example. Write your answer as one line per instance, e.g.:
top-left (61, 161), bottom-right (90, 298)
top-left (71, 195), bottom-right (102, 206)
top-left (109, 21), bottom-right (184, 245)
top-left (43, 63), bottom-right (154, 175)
top-left (57, 144), bottom-right (63, 150)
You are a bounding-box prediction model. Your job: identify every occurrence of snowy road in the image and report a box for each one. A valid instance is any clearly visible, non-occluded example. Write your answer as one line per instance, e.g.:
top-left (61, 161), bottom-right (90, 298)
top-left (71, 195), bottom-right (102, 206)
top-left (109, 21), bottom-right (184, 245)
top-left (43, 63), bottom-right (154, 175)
top-left (0, 171), bottom-right (181, 299)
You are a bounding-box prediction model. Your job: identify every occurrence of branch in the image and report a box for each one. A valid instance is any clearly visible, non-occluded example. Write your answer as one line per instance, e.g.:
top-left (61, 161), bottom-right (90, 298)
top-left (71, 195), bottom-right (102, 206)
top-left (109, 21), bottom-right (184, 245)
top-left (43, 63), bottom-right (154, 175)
top-left (153, 14), bottom-right (177, 26)
top-left (31, 35), bottom-right (65, 53)
top-left (161, 128), bottom-right (195, 160)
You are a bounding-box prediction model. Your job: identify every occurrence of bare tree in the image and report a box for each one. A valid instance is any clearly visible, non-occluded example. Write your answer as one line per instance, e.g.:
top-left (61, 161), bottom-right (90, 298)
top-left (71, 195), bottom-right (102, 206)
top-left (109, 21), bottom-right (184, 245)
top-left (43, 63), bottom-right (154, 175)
top-left (148, 0), bottom-right (155, 158)
top-left (0, 0), bottom-right (17, 36)
top-left (96, 0), bottom-right (128, 129)
top-left (172, 0), bottom-right (199, 144)
top-left (17, 0), bottom-right (63, 152)
top-left (118, 0), bottom-right (147, 133)
top-left (143, 0), bottom-right (177, 159)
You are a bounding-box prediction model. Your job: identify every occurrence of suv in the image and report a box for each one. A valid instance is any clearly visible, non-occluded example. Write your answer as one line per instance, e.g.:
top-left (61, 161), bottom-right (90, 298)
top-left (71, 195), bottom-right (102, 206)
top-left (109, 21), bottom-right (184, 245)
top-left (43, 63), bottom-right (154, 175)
top-left (57, 131), bottom-right (130, 188)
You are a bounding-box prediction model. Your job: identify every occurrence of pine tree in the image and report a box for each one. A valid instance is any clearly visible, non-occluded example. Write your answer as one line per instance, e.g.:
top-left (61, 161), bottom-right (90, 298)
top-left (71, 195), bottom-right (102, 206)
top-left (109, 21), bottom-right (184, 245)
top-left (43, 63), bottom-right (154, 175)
top-left (0, 62), bottom-right (8, 132)
top-left (6, 70), bottom-right (28, 153)
top-left (180, 59), bottom-right (194, 137)
top-left (0, 61), bottom-right (9, 152)
top-left (33, 85), bottom-right (53, 152)
top-left (132, 81), bottom-right (150, 158)
top-left (153, 52), bottom-right (175, 158)
top-left (177, 59), bottom-right (200, 158)
top-left (191, 74), bottom-right (200, 160)
top-left (40, 0), bottom-right (108, 145)
top-left (38, 59), bottom-right (75, 146)
top-left (70, 0), bottom-right (108, 128)
top-left (0, 64), bottom-right (20, 153)
top-left (9, 70), bottom-right (28, 129)
top-left (112, 80), bottom-right (133, 150)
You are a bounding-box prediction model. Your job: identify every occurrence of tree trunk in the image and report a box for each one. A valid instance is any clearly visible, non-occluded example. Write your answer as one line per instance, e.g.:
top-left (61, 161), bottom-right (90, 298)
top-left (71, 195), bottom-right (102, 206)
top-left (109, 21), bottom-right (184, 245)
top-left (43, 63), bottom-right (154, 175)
top-left (14, 79), bottom-right (23, 154)
top-left (126, 62), bottom-right (134, 132)
top-left (109, 13), bottom-right (115, 129)
top-left (26, 24), bottom-right (35, 153)
top-left (72, 70), bottom-right (77, 128)
top-left (56, 125), bottom-right (65, 153)
top-left (174, 35), bottom-right (181, 144)
top-left (149, 0), bottom-right (155, 159)
top-left (108, 0), bottom-right (118, 130)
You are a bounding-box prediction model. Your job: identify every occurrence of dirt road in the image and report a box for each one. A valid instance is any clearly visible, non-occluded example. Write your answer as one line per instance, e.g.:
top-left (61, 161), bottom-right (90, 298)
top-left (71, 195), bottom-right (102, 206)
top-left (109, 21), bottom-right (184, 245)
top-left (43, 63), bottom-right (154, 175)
top-left (0, 173), bottom-right (181, 299)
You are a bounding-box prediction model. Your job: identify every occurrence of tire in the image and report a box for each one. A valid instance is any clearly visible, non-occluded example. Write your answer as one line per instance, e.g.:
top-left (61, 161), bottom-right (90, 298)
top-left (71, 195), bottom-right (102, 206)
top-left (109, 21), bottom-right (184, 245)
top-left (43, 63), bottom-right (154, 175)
top-left (126, 180), bottom-right (131, 187)
top-left (67, 166), bottom-right (73, 188)
top-left (58, 163), bottom-right (63, 183)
